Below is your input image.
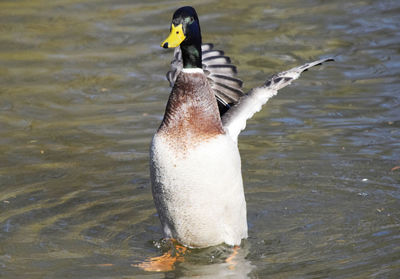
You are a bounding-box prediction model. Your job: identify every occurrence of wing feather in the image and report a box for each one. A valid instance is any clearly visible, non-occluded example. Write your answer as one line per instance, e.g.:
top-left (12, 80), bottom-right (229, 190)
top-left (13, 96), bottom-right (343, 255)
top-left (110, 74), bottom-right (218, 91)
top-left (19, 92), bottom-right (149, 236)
top-left (166, 44), bottom-right (245, 114)
top-left (221, 58), bottom-right (334, 141)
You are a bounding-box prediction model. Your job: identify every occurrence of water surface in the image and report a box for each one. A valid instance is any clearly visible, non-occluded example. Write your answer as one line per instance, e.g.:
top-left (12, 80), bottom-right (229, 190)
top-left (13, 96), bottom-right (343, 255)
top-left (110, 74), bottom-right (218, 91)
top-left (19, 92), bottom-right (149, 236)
top-left (1, 0), bottom-right (399, 278)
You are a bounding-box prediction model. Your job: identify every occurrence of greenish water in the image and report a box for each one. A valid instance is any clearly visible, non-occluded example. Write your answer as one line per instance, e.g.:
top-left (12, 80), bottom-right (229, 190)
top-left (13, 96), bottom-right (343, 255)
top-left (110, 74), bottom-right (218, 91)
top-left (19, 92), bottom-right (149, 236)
top-left (1, 0), bottom-right (399, 278)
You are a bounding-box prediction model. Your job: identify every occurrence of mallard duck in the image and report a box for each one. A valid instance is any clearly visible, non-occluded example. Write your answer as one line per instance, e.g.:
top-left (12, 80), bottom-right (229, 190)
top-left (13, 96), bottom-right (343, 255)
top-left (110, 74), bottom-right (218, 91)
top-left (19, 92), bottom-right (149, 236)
top-left (150, 6), bottom-right (332, 248)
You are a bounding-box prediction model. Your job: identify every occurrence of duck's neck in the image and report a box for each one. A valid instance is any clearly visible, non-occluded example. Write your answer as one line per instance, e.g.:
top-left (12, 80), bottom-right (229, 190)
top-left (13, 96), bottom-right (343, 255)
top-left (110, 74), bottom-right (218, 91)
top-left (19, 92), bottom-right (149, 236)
top-left (181, 43), bottom-right (202, 69)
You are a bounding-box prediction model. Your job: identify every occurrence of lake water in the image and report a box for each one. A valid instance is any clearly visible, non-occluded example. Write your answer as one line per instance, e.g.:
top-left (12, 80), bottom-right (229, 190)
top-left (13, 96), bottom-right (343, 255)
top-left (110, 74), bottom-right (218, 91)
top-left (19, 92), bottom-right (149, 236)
top-left (0, 0), bottom-right (399, 278)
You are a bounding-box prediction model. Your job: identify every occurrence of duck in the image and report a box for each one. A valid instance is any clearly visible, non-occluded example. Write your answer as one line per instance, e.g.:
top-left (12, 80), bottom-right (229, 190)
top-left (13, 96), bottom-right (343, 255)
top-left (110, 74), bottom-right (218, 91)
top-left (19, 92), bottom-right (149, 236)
top-left (150, 6), bottom-right (333, 249)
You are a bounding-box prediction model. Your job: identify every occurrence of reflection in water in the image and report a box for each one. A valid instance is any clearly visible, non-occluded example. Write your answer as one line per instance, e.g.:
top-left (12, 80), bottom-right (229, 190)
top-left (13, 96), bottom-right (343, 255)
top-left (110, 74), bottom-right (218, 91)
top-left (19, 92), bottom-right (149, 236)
top-left (178, 250), bottom-right (254, 279)
top-left (185, 245), bottom-right (254, 279)
top-left (136, 241), bottom-right (254, 278)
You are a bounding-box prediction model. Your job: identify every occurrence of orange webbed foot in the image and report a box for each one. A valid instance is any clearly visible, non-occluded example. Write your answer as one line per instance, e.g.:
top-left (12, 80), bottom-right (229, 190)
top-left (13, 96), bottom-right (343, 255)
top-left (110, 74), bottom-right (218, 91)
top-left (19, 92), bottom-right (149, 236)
top-left (133, 239), bottom-right (189, 272)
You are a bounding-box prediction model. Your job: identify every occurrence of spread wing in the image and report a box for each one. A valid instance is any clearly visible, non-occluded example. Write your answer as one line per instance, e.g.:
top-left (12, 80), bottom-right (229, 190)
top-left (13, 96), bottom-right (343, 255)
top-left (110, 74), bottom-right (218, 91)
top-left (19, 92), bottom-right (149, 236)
top-left (221, 58), bottom-right (334, 141)
top-left (166, 43), bottom-right (245, 115)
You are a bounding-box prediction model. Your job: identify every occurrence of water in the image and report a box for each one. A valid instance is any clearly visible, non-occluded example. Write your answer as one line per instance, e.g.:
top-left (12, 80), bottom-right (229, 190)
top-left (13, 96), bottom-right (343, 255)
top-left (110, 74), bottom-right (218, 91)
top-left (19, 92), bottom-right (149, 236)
top-left (1, 0), bottom-right (399, 278)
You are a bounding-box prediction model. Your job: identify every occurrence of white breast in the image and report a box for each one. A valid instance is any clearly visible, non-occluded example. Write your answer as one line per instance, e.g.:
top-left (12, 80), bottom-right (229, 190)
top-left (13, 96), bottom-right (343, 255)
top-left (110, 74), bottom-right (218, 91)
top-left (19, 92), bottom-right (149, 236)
top-left (150, 133), bottom-right (248, 248)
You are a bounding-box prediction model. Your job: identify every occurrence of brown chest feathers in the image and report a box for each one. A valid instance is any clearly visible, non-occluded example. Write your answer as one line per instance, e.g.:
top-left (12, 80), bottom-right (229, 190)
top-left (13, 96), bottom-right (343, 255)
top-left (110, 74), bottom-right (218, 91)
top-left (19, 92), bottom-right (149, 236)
top-left (158, 71), bottom-right (225, 148)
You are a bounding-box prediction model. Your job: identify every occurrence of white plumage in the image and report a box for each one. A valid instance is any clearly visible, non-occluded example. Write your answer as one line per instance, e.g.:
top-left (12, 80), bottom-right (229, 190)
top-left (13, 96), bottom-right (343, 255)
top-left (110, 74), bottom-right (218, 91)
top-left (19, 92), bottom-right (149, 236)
top-left (150, 132), bottom-right (247, 248)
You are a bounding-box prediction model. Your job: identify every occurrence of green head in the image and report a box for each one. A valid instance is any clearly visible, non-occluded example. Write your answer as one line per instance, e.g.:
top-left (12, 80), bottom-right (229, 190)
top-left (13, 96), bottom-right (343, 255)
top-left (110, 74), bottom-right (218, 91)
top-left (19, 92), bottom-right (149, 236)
top-left (161, 6), bottom-right (202, 69)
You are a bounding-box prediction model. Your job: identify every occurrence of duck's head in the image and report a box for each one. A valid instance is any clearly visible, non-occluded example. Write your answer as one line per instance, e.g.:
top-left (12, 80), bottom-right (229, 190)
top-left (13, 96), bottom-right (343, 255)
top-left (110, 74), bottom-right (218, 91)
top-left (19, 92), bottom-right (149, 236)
top-left (161, 6), bottom-right (202, 69)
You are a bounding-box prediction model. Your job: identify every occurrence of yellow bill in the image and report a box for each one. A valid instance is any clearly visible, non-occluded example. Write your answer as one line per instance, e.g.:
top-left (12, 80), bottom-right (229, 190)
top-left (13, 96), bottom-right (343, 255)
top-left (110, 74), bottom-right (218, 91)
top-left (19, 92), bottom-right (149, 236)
top-left (161, 24), bottom-right (185, 48)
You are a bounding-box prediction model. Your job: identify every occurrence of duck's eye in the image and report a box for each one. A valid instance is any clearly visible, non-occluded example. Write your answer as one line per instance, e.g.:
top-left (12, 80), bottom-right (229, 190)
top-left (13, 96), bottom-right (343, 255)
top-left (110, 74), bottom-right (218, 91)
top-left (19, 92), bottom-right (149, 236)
top-left (176, 31), bottom-right (179, 34)
top-left (190, 17), bottom-right (194, 23)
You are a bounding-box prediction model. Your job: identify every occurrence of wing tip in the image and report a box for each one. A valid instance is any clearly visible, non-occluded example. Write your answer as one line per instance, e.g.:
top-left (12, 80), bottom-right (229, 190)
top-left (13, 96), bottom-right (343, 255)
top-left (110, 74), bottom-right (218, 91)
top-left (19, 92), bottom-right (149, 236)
top-left (263, 57), bottom-right (334, 87)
